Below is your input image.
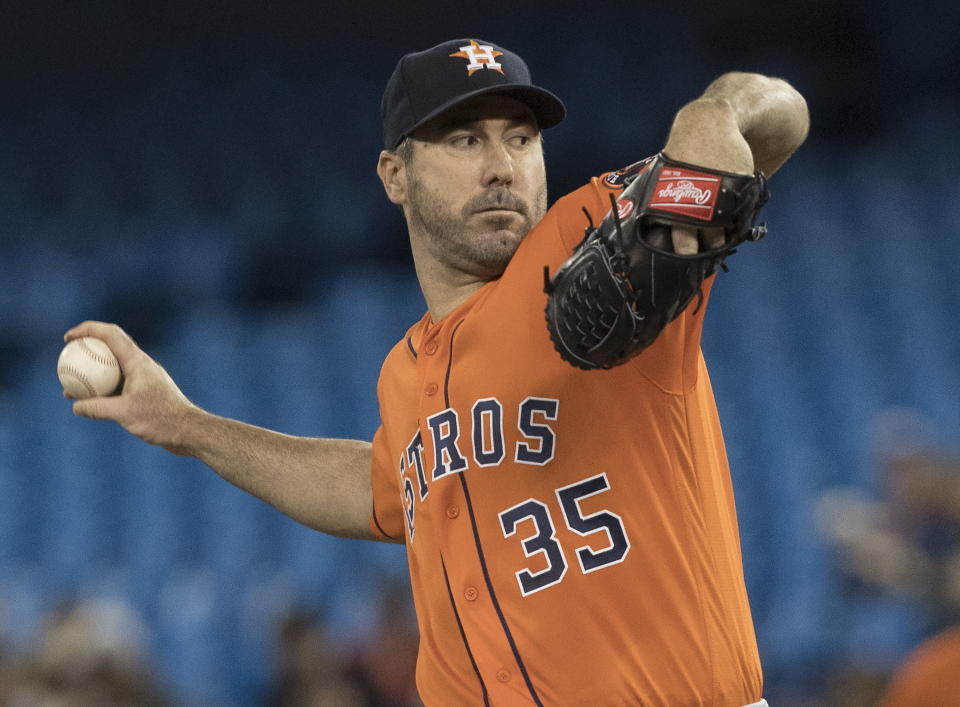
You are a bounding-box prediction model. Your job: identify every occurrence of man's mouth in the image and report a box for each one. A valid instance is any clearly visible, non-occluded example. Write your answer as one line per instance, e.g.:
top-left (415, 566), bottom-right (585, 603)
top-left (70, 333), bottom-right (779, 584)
top-left (468, 189), bottom-right (527, 218)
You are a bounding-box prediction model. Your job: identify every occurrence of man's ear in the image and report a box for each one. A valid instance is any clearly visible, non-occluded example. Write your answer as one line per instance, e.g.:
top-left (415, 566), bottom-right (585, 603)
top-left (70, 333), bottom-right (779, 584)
top-left (377, 150), bottom-right (407, 206)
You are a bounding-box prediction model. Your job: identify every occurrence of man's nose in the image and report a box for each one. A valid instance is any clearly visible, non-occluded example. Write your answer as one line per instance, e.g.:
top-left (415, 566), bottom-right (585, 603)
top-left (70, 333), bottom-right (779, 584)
top-left (482, 142), bottom-right (515, 186)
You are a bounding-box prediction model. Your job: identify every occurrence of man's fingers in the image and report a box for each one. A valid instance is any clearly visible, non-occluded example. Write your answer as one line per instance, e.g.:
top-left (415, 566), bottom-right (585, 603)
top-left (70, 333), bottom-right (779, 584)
top-left (73, 395), bottom-right (125, 421)
top-left (671, 227), bottom-right (699, 255)
top-left (671, 226), bottom-right (726, 254)
top-left (702, 227), bottom-right (726, 250)
top-left (64, 321), bottom-right (143, 370)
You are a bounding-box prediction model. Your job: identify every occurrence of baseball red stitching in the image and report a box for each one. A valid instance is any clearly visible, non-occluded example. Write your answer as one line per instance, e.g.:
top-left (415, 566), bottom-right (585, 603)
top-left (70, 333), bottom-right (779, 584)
top-left (77, 338), bottom-right (120, 368)
top-left (57, 365), bottom-right (97, 398)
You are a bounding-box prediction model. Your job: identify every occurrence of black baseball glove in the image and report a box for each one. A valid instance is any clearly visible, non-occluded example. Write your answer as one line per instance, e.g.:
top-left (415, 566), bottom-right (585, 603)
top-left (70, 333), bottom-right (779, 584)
top-left (544, 152), bottom-right (770, 370)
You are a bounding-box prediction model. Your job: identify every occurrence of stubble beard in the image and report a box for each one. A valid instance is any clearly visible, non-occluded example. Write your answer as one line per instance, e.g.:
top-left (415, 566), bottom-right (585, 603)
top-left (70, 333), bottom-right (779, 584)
top-left (405, 172), bottom-right (548, 279)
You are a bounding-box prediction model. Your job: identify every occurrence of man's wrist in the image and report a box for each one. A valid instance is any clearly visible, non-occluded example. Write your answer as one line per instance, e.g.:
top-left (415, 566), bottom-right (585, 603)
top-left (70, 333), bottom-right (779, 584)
top-left (163, 402), bottom-right (214, 458)
top-left (663, 99), bottom-right (754, 175)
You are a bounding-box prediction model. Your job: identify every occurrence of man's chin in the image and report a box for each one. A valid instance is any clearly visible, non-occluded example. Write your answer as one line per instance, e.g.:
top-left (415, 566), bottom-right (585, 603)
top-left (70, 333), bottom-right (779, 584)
top-left (485, 227), bottom-right (526, 253)
top-left (469, 232), bottom-right (525, 276)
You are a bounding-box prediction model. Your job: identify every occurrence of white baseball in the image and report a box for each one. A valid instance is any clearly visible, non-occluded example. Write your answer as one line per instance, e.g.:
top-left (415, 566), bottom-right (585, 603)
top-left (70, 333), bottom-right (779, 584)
top-left (57, 337), bottom-right (123, 400)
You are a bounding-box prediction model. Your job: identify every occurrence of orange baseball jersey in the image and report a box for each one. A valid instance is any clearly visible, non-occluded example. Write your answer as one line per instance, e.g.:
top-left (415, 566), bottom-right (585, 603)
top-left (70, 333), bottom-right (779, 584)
top-left (880, 626), bottom-right (960, 707)
top-left (369, 159), bottom-right (763, 706)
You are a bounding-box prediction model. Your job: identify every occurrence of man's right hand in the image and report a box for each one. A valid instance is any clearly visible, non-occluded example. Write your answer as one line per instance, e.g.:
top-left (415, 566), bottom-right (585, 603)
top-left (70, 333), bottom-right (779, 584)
top-left (64, 321), bottom-right (200, 456)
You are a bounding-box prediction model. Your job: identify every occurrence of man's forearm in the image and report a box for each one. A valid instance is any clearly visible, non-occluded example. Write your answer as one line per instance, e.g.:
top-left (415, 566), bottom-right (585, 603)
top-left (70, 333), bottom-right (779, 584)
top-left (664, 72), bottom-right (809, 176)
top-left (180, 407), bottom-right (381, 541)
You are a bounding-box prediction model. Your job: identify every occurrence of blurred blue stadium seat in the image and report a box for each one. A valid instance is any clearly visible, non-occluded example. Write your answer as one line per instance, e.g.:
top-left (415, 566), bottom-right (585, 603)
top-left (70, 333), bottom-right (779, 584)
top-left (155, 566), bottom-right (233, 703)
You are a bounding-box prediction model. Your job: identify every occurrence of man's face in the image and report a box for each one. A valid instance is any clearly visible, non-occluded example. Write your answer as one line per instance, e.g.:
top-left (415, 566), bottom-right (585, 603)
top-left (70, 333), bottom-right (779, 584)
top-left (400, 94), bottom-right (548, 279)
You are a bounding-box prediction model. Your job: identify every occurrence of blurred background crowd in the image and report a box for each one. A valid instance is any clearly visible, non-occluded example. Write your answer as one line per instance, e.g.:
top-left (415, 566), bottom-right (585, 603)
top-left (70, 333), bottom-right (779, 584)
top-left (1, 1), bottom-right (958, 704)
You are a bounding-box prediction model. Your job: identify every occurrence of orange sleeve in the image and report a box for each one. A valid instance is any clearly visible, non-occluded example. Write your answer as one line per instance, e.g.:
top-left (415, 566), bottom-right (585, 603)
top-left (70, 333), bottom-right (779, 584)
top-left (630, 275), bottom-right (715, 395)
top-left (551, 169), bottom-right (714, 394)
top-left (368, 424), bottom-right (405, 542)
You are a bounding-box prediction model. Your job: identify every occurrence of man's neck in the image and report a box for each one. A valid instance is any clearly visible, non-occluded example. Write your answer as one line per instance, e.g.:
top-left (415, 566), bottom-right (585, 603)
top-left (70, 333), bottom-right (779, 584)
top-left (414, 255), bottom-right (489, 323)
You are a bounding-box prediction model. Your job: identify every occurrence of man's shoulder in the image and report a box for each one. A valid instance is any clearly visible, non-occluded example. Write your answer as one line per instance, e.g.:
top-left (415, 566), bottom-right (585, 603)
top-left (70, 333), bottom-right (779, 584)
top-left (596, 156), bottom-right (657, 190)
top-left (542, 156), bottom-right (658, 230)
top-left (510, 158), bottom-right (657, 264)
top-left (381, 315), bottom-right (429, 373)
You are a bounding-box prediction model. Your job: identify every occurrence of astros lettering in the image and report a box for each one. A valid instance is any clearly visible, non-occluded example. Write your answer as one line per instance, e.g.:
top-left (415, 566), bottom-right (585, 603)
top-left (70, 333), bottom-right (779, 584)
top-left (399, 396), bottom-right (559, 539)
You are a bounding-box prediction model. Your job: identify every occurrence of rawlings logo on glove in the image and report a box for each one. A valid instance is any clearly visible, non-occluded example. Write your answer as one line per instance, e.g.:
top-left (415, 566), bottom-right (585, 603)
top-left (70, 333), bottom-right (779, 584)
top-left (653, 171), bottom-right (719, 218)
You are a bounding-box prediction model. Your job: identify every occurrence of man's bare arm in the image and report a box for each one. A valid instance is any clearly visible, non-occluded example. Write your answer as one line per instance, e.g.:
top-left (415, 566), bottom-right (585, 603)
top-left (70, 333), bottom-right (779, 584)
top-left (177, 414), bottom-right (378, 540)
top-left (665, 71), bottom-right (810, 177)
top-left (64, 321), bottom-right (387, 542)
top-left (661, 71), bottom-right (809, 252)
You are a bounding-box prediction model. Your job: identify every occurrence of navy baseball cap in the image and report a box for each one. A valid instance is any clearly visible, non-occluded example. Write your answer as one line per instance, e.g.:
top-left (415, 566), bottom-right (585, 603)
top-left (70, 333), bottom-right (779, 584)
top-left (381, 38), bottom-right (566, 149)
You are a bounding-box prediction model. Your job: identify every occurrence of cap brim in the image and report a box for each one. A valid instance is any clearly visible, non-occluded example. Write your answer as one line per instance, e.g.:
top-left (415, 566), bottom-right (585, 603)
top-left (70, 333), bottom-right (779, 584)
top-left (398, 84), bottom-right (565, 146)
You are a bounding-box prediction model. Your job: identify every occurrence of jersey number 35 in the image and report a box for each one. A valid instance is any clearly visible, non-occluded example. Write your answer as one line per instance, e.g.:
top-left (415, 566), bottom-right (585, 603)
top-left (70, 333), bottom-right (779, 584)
top-left (499, 473), bottom-right (630, 596)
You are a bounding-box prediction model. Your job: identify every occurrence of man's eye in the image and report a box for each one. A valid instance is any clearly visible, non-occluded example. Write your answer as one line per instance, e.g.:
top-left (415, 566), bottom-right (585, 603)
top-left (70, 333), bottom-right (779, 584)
top-left (509, 135), bottom-right (532, 147)
top-left (451, 135), bottom-right (480, 147)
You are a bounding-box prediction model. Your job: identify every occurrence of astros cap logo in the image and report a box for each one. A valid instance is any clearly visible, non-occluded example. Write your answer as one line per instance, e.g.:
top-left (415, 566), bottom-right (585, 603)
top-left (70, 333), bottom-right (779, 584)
top-left (449, 40), bottom-right (504, 76)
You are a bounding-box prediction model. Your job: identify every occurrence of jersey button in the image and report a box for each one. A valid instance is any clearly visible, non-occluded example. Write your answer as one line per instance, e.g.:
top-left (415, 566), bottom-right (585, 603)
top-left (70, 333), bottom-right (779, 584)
top-left (496, 669), bottom-right (511, 683)
top-left (464, 586), bottom-right (479, 602)
top-left (425, 382), bottom-right (438, 396)
top-left (424, 340), bottom-right (439, 355)
top-left (446, 505), bottom-right (459, 519)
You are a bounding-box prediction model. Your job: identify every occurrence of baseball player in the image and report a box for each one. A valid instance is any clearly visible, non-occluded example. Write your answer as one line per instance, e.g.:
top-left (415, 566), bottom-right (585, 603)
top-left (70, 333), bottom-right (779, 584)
top-left (66, 39), bottom-right (808, 706)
